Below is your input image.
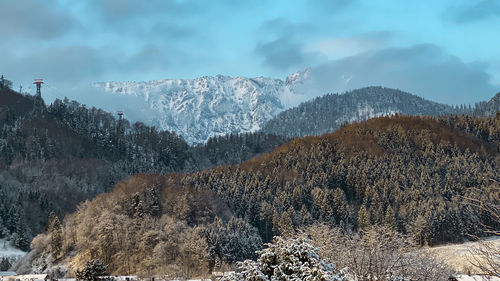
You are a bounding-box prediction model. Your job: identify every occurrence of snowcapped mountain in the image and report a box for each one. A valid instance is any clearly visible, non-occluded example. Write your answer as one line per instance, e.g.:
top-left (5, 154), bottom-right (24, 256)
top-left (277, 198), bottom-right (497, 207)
top-left (93, 70), bottom-right (310, 144)
top-left (93, 69), bottom-right (482, 143)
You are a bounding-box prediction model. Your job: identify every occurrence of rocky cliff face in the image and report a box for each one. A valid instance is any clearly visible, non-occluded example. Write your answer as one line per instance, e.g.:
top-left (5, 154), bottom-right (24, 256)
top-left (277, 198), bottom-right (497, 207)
top-left (94, 70), bottom-right (310, 144)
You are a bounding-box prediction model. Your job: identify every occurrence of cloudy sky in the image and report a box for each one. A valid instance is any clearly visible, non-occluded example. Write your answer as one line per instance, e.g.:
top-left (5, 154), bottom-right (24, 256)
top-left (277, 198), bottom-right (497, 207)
top-left (1, 0), bottom-right (500, 105)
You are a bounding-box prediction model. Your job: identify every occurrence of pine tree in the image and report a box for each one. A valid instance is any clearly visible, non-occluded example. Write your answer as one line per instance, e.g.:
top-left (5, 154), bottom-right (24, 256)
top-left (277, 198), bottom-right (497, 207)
top-left (0, 257), bottom-right (11, 271)
top-left (0, 75), bottom-right (12, 89)
top-left (279, 211), bottom-right (294, 237)
top-left (225, 236), bottom-right (347, 281)
top-left (272, 209), bottom-right (280, 236)
top-left (370, 192), bottom-right (383, 224)
top-left (48, 211), bottom-right (63, 258)
top-left (13, 208), bottom-right (30, 251)
top-left (300, 204), bottom-right (312, 225)
top-left (358, 205), bottom-right (370, 230)
top-left (384, 205), bottom-right (396, 228)
top-left (332, 188), bottom-right (347, 222)
top-left (75, 260), bottom-right (110, 281)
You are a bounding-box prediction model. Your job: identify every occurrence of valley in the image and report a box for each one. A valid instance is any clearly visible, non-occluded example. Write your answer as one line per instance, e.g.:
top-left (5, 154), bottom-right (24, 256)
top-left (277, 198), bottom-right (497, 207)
top-left (3, 1), bottom-right (500, 280)
top-left (1, 78), bottom-right (498, 278)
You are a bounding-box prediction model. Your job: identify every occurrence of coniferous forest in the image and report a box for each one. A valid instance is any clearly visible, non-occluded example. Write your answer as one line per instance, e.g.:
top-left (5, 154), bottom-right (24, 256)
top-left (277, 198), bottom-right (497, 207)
top-left (262, 86), bottom-right (500, 138)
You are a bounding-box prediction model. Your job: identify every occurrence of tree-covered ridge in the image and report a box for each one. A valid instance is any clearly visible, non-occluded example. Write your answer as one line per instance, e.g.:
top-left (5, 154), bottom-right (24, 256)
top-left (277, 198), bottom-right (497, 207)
top-left (185, 115), bottom-right (499, 245)
top-left (473, 92), bottom-right (500, 117)
top-left (261, 86), bottom-right (499, 138)
top-left (0, 86), bottom-right (287, 251)
top-left (30, 114), bottom-right (499, 277)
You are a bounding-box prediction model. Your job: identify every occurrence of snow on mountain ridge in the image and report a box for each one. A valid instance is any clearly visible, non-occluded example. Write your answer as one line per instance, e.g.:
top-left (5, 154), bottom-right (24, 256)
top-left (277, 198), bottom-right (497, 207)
top-left (93, 71), bottom-right (307, 144)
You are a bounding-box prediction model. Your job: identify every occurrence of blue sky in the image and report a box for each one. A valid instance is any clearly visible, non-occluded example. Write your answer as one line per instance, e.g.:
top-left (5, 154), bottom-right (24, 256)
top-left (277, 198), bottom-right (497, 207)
top-left (1, 0), bottom-right (500, 105)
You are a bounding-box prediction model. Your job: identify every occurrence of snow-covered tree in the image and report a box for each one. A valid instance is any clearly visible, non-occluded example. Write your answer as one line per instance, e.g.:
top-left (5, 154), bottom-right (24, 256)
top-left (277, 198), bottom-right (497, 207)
top-left (75, 260), bottom-right (111, 281)
top-left (0, 257), bottom-right (11, 271)
top-left (297, 224), bottom-right (454, 281)
top-left (224, 236), bottom-right (347, 281)
top-left (463, 182), bottom-right (500, 277)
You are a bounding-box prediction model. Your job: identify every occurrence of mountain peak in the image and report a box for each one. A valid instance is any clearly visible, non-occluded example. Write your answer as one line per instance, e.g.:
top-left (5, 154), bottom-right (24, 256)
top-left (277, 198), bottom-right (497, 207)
top-left (93, 74), bottom-right (300, 144)
top-left (285, 67), bottom-right (311, 87)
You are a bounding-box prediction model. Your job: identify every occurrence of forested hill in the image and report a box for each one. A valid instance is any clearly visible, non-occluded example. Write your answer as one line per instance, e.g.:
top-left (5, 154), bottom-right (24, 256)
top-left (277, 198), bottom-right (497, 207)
top-left (261, 86), bottom-right (498, 138)
top-left (29, 113), bottom-right (500, 276)
top-left (0, 86), bottom-right (287, 251)
top-left (474, 92), bottom-right (500, 117)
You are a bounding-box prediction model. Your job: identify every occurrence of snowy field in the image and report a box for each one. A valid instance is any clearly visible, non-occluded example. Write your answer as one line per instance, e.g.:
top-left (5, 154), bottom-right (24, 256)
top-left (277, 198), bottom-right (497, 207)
top-left (426, 236), bottom-right (500, 273)
top-left (0, 238), bottom-right (27, 261)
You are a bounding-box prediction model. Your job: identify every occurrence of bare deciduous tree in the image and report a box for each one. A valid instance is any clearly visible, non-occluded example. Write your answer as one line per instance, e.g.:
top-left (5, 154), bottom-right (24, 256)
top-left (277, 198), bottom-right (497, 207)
top-left (299, 224), bottom-right (453, 281)
top-left (462, 180), bottom-right (500, 277)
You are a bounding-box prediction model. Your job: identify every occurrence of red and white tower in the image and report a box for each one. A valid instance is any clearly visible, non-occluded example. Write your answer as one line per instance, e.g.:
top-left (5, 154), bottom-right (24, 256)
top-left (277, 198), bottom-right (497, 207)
top-left (33, 79), bottom-right (43, 97)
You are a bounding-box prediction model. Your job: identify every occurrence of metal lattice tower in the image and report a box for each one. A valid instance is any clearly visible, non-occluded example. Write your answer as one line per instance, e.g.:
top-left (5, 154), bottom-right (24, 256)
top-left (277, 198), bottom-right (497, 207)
top-left (33, 79), bottom-right (43, 96)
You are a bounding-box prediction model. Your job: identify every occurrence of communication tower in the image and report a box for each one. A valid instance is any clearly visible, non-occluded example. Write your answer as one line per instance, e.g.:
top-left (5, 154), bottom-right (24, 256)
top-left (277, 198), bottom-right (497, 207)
top-left (33, 79), bottom-right (43, 97)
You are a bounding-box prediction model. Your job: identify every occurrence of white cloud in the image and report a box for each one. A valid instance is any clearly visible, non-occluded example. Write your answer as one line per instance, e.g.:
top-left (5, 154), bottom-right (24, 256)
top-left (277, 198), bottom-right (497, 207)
top-left (303, 32), bottom-right (392, 60)
top-left (297, 44), bottom-right (498, 105)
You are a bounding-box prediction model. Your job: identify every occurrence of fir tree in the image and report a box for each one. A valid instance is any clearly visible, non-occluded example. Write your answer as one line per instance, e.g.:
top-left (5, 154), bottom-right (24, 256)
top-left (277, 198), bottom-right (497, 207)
top-left (279, 211), bottom-right (294, 236)
top-left (224, 236), bottom-right (347, 281)
top-left (48, 211), bottom-right (63, 258)
top-left (75, 260), bottom-right (110, 281)
top-left (0, 257), bottom-right (11, 271)
top-left (358, 205), bottom-right (370, 230)
top-left (384, 205), bottom-right (396, 228)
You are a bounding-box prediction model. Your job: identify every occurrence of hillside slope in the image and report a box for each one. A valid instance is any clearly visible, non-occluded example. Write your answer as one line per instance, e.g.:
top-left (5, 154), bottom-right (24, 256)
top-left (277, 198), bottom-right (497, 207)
top-left (261, 86), bottom-right (465, 138)
top-left (0, 86), bottom-right (287, 253)
top-left (30, 114), bottom-right (500, 277)
top-left (426, 237), bottom-right (500, 273)
top-left (474, 92), bottom-right (500, 117)
top-left (262, 87), bottom-right (500, 139)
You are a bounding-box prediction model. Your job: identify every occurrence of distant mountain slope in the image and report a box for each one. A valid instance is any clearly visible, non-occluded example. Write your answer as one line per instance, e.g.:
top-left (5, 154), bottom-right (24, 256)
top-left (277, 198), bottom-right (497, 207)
top-left (474, 92), bottom-right (500, 117)
top-left (93, 69), bottom-right (309, 144)
top-left (92, 70), bottom-right (499, 144)
top-left (261, 86), bottom-right (463, 138)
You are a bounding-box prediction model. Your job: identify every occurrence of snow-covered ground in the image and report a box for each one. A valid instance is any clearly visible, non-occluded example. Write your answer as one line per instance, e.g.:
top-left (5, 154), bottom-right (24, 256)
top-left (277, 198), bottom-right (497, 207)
top-left (426, 237), bottom-right (500, 273)
top-left (0, 238), bottom-right (27, 262)
top-left (453, 274), bottom-right (500, 281)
